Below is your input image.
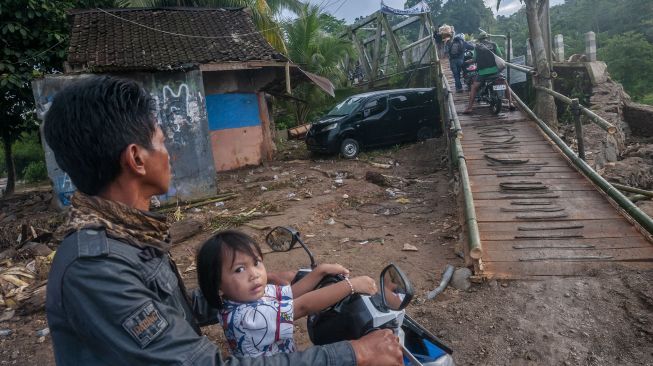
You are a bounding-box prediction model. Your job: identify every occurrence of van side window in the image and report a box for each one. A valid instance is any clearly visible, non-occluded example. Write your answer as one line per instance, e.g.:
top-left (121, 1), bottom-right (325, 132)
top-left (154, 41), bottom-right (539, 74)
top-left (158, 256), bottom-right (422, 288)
top-left (363, 96), bottom-right (387, 116)
top-left (415, 92), bottom-right (434, 105)
top-left (390, 94), bottom-right (421, 110)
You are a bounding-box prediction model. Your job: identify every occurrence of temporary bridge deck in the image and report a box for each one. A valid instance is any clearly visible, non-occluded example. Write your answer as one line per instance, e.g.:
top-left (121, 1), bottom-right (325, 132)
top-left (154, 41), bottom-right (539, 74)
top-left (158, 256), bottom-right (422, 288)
top-left (441, 61), bottom-right (653, 278)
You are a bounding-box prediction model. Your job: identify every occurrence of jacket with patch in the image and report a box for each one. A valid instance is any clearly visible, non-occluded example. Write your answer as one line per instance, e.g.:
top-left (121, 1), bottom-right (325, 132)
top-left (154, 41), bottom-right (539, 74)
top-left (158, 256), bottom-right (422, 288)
top-left (46, 229), bottom-right (356, 365)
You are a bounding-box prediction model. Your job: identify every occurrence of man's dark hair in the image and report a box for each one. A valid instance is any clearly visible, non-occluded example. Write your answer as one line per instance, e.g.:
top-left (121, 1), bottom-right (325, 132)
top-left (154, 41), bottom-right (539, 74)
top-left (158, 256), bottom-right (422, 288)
top-left (196, 230), bottom-right (263, 309)
top-left (44, 76), bottom-right (156, 195)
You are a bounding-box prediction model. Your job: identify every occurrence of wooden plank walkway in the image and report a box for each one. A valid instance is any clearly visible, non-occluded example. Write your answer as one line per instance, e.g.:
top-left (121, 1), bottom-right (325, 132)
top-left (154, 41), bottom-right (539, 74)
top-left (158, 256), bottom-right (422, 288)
top-left (441, 62), bottom-right (653, 278)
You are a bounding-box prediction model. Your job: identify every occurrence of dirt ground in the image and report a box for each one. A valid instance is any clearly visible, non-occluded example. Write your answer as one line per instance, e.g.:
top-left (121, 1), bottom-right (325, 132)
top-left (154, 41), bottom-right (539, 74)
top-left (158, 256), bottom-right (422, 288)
top-left (1, 138), bottom-right (652, 365)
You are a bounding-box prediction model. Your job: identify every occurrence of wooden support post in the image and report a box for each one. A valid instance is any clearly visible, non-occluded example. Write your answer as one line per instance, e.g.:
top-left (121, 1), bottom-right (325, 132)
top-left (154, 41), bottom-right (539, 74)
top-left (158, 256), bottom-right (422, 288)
top-left (371, 12), bottom-right (383, 79)
top-left (585, 31), bottom-right (596, 61)
top-left (383, 39), bottom-right (390, 73)
top-left (343, 52), bottom-right (350, 83)
top-left (423, 13), bottom-right (439, 63)
top-left (415, 15), bottom-right (425, 64)
top-left (285, 62), bottom-right (291, 95)
top-left (571, 98), bottom-right (585, 160)
top-left (351, 30), bottom-right (373, 80)
top-left (381, 13), bottom-right (404, 71)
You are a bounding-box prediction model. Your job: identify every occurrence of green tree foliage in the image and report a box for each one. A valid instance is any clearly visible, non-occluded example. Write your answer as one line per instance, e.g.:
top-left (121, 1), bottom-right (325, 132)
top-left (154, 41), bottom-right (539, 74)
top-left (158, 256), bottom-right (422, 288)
top-left (405, 0), bottom-right (493, 35)
top-left (1, 0), bottom-right (69, 195)
top-left (437, 0), bottom-right (494, 35)
top-left (129, 0), bottom-right (302, 52)
top-left (318, 12), bottom-right (347, 36)
top-left (598, 32), bottom-right (653, 103)
top-left (283, 4), bottom-right (353, 125)
top-left (0, 0), bottom-right (124, 195)
top-left (494, 0), bottom-right (653, 105)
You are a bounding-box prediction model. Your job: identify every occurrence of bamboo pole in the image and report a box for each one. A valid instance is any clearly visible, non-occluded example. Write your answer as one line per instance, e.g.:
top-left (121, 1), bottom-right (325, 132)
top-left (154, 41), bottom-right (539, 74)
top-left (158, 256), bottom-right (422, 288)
top-left (505, 61), bottom-right (535, 74)
top-left (612, 182), bottom-right (653, 198)
top-left (511, 89), bottom-right (653, 234)
top-left (442, 75), bottom-right (462, 138)
top-left (534, 86), bottom-right (617, 134)
top-left (441, 73), bottom-right (482, 260)
top-left (155, 193), bottom-right (239, 214)
top-left (455, 138), bottom-right (482, 259)
top-left (629, 194), bottom-right (650, 203)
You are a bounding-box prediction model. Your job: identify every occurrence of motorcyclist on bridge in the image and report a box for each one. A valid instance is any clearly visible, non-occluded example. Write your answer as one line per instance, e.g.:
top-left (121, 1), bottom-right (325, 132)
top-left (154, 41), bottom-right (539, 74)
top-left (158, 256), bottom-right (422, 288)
top-left (440, 24), bottom-right (474, 93)
top-left (462, 32), bottom-right (517, 114)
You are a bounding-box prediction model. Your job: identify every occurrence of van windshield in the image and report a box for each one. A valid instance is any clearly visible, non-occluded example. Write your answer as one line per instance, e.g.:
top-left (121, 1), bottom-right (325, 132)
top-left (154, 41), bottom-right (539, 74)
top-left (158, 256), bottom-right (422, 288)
top-left (326, 96), bottom-right (364, 117)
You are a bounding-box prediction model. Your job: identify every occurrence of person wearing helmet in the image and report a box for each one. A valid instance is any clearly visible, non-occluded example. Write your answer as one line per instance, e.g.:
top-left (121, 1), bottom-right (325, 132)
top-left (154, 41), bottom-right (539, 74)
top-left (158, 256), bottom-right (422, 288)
top-left (440, 25), bottom-right (474, 93)
top-left (462, 32), bottom-right (516, 113)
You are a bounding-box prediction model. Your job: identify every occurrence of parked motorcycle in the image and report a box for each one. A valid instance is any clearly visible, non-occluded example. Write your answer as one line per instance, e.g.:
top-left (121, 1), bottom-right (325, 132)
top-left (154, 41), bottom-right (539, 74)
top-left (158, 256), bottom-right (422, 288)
top-left (266, 226), bottom-right (455, 366)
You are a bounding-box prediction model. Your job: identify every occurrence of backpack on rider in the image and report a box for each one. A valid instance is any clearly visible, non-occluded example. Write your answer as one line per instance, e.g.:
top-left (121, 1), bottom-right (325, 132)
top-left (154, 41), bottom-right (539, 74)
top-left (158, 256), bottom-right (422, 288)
top-left (474, 43), bottom-right (492, 68)
top-left (449, 37), bottom-right (464, 58)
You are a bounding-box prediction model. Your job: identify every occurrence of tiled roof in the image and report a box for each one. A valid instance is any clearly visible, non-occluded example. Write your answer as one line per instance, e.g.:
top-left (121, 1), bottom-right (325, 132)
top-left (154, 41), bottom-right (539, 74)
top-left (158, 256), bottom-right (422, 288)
top-left (67, 8), bottom-right (285, 71)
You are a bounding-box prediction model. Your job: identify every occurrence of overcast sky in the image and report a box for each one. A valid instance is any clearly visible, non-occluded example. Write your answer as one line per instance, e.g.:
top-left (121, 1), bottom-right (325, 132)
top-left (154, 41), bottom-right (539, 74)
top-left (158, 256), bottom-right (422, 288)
top-left (284, 0), bottom-right (566, 22)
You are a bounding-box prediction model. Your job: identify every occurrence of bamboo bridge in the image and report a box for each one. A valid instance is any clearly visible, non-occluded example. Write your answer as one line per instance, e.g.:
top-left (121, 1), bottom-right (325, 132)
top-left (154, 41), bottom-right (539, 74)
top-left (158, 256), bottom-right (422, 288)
top-left (341, 6), bottom-right (653, 279)
top-left (440, 61), bottom-right (653, 279)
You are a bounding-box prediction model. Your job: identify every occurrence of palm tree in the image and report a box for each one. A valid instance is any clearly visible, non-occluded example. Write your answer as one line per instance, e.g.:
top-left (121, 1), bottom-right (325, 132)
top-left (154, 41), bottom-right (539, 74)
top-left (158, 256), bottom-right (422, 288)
top-left (128, 0), bottom-right (302, 52)
top-left (284, 4), bottom-right (353, 124)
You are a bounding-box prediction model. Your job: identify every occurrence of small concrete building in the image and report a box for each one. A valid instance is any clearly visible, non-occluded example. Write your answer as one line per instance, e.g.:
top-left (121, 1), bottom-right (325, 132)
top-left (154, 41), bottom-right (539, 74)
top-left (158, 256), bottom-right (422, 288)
top-left (32, 7), bottom-right (332, 206)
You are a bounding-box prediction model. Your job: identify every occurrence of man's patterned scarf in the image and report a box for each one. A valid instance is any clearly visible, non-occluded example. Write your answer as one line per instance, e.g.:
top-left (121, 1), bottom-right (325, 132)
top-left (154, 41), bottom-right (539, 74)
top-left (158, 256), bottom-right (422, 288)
top-left (57, 192), bottom-right (171, 251)
top-left (56, 192), bottom-right (196, 314)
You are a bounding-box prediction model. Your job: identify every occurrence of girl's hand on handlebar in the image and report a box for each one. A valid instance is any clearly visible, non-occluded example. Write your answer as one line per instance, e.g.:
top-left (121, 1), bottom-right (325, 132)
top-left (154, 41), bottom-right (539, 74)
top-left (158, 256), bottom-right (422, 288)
top-left (317, 263), bottom-right (350, 277)
top-left (351, 276), bottom-right (377, 295)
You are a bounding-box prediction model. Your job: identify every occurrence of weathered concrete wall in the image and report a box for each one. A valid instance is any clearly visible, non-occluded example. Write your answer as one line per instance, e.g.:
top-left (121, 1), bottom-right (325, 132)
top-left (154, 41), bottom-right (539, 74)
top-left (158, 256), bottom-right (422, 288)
top-left (202, 70), bottom-right (277, 171)
top-left (32, 70), bottom-right (216, 207)
top-left (624, 103), bottom-right (653, 138)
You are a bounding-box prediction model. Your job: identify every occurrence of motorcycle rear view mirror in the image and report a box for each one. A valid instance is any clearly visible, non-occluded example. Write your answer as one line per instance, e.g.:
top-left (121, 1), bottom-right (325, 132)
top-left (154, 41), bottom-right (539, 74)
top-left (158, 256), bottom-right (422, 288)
top-left (380, 264), bottom-right (414, 311)
top-left (266, 226), bottom-right (295, 252)
top-left (265, 226), bottom-right (317, 269)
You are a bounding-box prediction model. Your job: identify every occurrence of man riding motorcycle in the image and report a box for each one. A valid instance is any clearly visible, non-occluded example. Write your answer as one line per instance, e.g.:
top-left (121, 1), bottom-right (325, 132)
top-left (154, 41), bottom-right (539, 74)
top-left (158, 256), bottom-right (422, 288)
top-left (462, 32), bottom-right (516, 114)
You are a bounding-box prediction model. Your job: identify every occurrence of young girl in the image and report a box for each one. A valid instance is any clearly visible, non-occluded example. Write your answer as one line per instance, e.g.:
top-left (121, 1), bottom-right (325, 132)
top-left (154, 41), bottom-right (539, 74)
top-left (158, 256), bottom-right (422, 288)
top-left (196, 230), bottom-right (377, 358)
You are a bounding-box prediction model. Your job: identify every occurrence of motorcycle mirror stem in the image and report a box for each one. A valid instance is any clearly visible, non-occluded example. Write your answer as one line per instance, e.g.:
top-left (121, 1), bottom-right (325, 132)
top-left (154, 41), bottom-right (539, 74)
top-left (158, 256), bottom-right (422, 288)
top-left (294, 235), bottom-right (317, 269)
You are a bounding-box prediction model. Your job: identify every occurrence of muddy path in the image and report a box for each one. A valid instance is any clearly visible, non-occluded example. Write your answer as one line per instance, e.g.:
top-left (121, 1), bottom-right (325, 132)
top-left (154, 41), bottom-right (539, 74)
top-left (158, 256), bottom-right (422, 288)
top-left (1, 137), bottom-right (652, 365)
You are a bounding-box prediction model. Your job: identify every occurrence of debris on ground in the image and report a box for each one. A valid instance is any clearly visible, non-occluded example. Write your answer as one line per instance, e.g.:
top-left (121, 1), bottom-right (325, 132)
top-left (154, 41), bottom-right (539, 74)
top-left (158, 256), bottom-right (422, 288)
top-left (450, 267), bottom-right (472, 291)
top-left (365, 171), bottom-right (391, 187)
top-left (170, 219), bottom-right (203, 244)
top-left (364, 160), bottom-right (392, 169)
top-left (154, 193), bottom-right (239, 214)
top-left (402, 243), bottom-right (419, 251)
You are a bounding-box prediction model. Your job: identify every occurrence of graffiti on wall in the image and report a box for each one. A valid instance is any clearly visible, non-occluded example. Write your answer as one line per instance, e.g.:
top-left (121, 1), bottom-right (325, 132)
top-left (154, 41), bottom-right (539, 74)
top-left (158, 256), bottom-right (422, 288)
top-left (55, 173), bottom-right (76, 206)
top-left (154, 82), bottom-right (203, 148)
top-left (33, 72), bottom-right (216, 207)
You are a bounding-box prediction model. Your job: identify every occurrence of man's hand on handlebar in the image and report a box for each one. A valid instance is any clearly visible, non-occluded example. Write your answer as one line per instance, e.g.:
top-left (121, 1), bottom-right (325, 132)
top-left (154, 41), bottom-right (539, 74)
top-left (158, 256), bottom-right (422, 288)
top-left (350, 329), bottom-right (403, 366)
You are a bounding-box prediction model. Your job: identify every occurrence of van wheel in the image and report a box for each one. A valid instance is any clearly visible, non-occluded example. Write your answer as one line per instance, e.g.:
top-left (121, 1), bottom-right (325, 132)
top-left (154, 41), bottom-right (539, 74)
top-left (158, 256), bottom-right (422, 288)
top-left (340, 138), bottom-right (360, 159)
top-left (416, 127), bottom-right (434, 141)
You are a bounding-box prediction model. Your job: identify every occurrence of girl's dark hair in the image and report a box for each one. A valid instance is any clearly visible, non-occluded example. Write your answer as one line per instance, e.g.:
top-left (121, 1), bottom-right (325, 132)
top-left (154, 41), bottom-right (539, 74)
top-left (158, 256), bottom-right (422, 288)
top-left (196, 230), bottom-right (263, 309)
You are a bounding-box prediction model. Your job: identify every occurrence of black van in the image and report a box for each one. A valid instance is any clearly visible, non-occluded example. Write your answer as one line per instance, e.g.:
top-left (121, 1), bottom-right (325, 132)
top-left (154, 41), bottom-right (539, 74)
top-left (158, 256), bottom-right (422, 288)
top-left (305, 88), bottom-right (440, 158)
